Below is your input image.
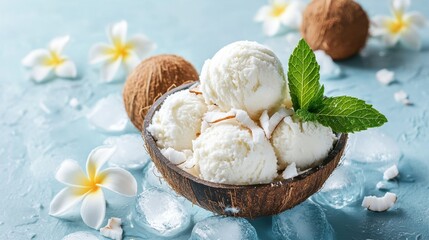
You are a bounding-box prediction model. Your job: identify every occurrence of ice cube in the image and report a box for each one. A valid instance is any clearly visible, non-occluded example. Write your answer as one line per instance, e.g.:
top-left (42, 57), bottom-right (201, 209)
top-left (272, 200), bottom-right (334, 240)
top-left (312, 165), bottom-right (363, 208)
top-left (86, 95), bottom-right (131, 133)
top-left (314, 50), bottom-right (342, 79)
top-left (189, 216), bottom-right (258, 240)
top-left (141, 161), bottom-right (173, 192)
top-left (345, 129), bottom-right (401, 169)
top-left (175, 195), bottom-right (214, 223)
top-left (104, 134), bottom-right (150, 170)
top-left (133, 188), bottom-right (191, 237)
top-left (62, 231), bottom-right (100, 240)
top-left (39, 89), bottom-right (69, 114)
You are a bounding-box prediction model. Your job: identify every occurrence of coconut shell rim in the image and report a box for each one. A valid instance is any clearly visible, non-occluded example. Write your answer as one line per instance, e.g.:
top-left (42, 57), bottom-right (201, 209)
top-left (142, 81), bottom-right (348, 190)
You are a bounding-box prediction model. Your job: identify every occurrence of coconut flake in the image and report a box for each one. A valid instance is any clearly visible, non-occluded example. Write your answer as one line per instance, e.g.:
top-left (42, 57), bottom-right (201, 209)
top-left (383, 165), bottom-right (399, 180)
top-left (178, 157), bottom-right (200, 177)
top-left (362, 192), bottom-right (397, 212)
top-left (203, 111), bottom-right (235, 123)
top-left (259, 108), bottom-right (293, 139)
top-left (376, 181), bottom-right (386, 190)
top-left (394, 90), bottom-right (412, 105)
top-left (232, 109), bottom-right (265, 143)
top-left (100, 217), bottom-right (123, 240)
top-left (200, 120), bottom-right (210, 133)
top-left (282, 162), bottom-right (299, 179)
top-left (376, 69), bottom-right (395, 85)
top-left (224, 207), bottom-right (240, 214)
top-left (260, 110), bottom-right (270, 136)
top-left (69, 97), bottom-right (80, 109)
top-left (161, 147), bottom-right (188, 165)
top-left (267, 108), bottom-right (292, 137)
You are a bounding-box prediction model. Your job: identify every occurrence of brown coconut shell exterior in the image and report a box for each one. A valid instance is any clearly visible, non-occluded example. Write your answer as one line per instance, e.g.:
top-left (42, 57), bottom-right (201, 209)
top-left (123, 54), bottom-right (199, 131)
top-left (143, 82), bottom-right (348, 218)
top-left (301, 0), bottom-right (369, 60)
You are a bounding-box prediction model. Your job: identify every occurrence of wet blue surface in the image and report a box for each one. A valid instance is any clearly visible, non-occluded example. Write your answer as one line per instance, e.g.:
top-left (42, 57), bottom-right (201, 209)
top-left (1, 0), bottom-right (429, 239)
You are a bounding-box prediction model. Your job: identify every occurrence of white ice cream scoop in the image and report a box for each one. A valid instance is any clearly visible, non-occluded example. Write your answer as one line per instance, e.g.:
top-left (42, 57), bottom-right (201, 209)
top-left (271, 116), bottom-right (337, 170)
top-left (200, 41), bottom-right (288, 120)
top-left (193, 121), bottom-right (278, 185)
top-left (147, 89), bottom-right (207, 151)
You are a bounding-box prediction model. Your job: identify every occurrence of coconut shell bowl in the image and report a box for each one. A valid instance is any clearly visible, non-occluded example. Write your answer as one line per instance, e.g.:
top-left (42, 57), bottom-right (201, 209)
top-left (143, 82), bottom-right (348, 218)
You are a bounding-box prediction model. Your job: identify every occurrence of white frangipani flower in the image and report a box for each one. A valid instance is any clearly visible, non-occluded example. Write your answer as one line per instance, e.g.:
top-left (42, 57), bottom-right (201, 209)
top-left (49, 146), bottom-right (137, 229)
top-left (254, 0), bottom-right (306, 36)
top-left (22, 35), bottom-right (77, 82)
top-left (89, 20), bottom-right (156, 82)
top-left (371, 0), bottom-right (427, 50)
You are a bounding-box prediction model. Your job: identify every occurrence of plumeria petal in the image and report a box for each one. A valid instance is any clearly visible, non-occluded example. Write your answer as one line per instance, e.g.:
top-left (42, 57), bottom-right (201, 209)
top-left (273, 0), bottom-right (287, 6)
top-left (86, 146), bottom-right (116, 180)
top-left (370, 26), bottom-right (388, 37)
top-left (281, 2), bottom-right (304, 29)
top-left (98, 167), bottom-right (137, 197)
top-left (263, 18), bottom-right (281, 36)
top-left (400, 27), bottom-right (421, 50)
top-left (100, 58), bottom-right (122, 82)
top-left (56, 159), bottom-right (89, 188)
top-left (48, 35), bottom-right (70, 54)
top-left (89, 43), bottom-right (113, 65)
top-left (370, 16), bottom-right (391, 37)
top-left (371, 15), bottom-right (391, 26)
top-left (49, 187), bottom-right (89, 216)
top-left (55, 60), bottom-right (77, 78)
top-left (22, 49), bottom-right (50, 67)
top-left (81, 189), bottom-right (106, 229)
top-left (108, 20), bottom-right (127, 44)
top-left (254, 6), bottom-right (270, 22)
top-left (31, 65), bottom-right (53, 82)
top-left (123, 52), bottom-right (141, 73)
top-left (392, 0), bottom-right (410, 12)
top-left (382, 33), bottom-right (400, 47)
top-left (369, 16), bottom-right (391, 37)
top-left (127, 34), bottom-right (156, 58)
top-left (405, 12), bottom-right (427, 27)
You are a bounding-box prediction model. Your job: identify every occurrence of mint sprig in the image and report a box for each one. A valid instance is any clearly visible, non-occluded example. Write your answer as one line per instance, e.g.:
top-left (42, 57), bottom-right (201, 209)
top-left (288, 39), bottom-right (387, 133)
top-left (288, 40), bottom-right (324, 111)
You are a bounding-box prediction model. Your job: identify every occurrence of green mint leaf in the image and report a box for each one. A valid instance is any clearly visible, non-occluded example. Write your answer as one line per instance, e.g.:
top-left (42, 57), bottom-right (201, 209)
top-left (314, 96), bottom-right (388, 133)
top-left (288, 39), bottom-right (323, 111)
top-left (309, 85), bottom-right (324, 112)
top-left (296, 109), bottom-right (317, 122)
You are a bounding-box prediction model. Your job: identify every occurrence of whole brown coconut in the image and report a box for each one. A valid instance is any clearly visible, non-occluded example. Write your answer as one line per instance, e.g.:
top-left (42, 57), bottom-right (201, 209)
top-left (301, 0), bottom-right (369, 60)
top-left (123, 54), bottom-right (199, 131)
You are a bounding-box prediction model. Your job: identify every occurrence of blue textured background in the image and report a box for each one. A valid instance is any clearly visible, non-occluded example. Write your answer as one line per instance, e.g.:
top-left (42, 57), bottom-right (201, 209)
top-left (1, 0), bottom-right (429, 239)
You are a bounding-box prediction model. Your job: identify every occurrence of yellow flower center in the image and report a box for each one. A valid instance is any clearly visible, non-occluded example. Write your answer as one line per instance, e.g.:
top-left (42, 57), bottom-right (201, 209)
top-left (107, 38), bottom-right (132, 61)
top-left (271, 3), bottom-right (288, 17)
top-left (387, 12), bottom-right (408, 34)
top-left (88, 177), bottom-right (102, 192)
top-left (45, 51), bottom-right (65, 66)
top-left (74, 162), bottom-right (107, 195)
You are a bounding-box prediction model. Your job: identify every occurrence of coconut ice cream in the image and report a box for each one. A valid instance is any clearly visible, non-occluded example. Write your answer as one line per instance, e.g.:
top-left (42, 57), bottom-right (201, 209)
top-left (193, 122), bottom-right (278, 185)
top-left (200, 41), bottom-right (288, 120)
top-left (148, 89), bottom-right (207, 151)
top-left (271, 116), bottom-right (337, 169)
